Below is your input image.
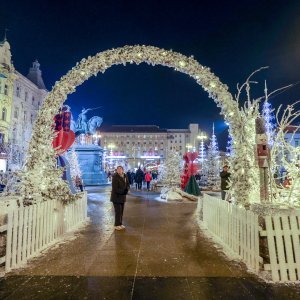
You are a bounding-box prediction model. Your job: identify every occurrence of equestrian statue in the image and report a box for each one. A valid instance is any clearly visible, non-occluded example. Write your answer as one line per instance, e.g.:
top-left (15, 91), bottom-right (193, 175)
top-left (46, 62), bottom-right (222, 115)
top-left (70, 107), bottom-right (103, 136)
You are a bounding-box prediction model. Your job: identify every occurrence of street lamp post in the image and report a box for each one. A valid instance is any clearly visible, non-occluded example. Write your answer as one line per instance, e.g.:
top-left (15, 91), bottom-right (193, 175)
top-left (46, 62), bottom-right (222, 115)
top-left (186, 143), bottom-right (193, 152)
top-left (93, 133), bottom-right (102, 145)
top-left (103, 146), bottom-right (107, 171)
top-left (107, 143), bottom-right (115, 170)
top-left (132, 146), bottom-right (137, 168)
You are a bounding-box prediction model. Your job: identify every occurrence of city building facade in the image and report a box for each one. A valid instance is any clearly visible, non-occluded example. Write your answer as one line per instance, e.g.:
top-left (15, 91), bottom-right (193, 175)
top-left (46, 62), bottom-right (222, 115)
top-left (99, 124), bottom-right (202, 170)
top-left (0, 38), bottom-right (48, 171)
top-left (0, 39), bottom-right (15, 145)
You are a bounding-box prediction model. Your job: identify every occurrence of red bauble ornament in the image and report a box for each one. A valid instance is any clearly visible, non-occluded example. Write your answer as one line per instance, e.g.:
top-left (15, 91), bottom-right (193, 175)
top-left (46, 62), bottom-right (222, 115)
top-left (52, 130), bottom-right (75, 154)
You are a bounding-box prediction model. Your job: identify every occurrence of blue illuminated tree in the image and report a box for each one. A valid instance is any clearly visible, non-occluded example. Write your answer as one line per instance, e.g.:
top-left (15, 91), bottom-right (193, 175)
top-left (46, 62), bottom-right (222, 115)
top-left (262, 82), bottom-right (276, 147)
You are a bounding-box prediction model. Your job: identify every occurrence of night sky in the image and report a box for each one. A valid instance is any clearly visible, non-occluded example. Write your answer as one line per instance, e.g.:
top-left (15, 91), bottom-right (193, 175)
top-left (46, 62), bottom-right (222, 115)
top-left (1, 0), bottom-right (300, 149)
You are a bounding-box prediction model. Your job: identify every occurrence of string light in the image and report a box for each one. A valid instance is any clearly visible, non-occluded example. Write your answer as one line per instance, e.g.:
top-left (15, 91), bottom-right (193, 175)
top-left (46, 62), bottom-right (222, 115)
top-left (18, 45), bottom-right (258, 206)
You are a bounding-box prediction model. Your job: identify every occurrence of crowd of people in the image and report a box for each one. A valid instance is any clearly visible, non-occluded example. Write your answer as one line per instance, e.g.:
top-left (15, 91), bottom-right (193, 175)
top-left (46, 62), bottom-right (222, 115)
top-left (107, 167), bottom-right (158, 191)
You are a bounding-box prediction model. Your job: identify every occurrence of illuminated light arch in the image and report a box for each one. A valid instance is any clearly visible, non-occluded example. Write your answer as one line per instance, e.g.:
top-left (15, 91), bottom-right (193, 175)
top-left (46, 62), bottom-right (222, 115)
top-left (23, 45), bottom-right (256, 205)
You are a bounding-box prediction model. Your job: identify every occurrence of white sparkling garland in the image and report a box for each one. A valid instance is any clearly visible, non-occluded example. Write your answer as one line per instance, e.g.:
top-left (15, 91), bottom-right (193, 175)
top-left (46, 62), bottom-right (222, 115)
top-left (21, 45), bottom-right (257, 205)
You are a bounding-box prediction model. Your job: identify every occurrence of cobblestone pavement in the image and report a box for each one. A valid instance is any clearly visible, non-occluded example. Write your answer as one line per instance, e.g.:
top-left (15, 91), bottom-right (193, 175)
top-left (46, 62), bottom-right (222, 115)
top-left (1, 186), bottom-right (300, 299)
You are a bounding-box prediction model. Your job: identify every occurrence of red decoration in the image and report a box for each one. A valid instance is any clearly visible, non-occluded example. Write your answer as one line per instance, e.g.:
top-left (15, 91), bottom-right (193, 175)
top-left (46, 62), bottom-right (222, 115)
top-left (186, 152), bottom-right (198, 162)
top-left (53, 113), bottom-right (63, 131)
top-left (52, 130), bottom-right (75, 154)
top-left (53, 111), bottom-right (72, 132)
top-left (181, 152), bottom-right (199, 189)
top-left (52, 107), bottom-right (75, 155)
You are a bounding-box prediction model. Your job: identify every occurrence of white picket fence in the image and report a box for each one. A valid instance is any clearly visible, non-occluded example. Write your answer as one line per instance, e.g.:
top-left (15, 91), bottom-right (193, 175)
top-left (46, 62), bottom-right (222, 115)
top-left (260, 214), bottom-right (300, 282)
top-left (200, 194), bottom-right (261, 272)
top-left (3, 192), bottom-right (88, 272)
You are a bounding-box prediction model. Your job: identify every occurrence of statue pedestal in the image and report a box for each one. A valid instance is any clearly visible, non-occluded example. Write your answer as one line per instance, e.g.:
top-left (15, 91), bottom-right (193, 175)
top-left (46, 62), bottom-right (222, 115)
top-left (73, 144), bottom-right (107, 185)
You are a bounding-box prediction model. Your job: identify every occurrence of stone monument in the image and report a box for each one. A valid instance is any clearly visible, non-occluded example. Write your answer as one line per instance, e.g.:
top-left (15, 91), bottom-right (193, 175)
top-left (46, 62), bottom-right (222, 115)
top-left (70, 107), bottom-right (107, 185)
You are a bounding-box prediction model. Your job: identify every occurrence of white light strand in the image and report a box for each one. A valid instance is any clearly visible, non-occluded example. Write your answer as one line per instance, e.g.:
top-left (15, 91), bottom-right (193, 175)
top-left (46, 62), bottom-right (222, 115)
top-left (18, 45), bottom-right (258, 206)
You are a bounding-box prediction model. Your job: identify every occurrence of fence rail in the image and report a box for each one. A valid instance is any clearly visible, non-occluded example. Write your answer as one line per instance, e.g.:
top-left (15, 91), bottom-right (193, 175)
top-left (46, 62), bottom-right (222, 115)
top-left (261, 214), bottom-right (300, 282)
top-left (4, 192), bottom-right (87, 272)
top-left (200, 194), bottom-right (260, 272)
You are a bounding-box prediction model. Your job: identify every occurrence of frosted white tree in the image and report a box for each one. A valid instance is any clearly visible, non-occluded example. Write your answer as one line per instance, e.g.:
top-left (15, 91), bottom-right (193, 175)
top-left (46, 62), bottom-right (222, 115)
top-left (66, 148), bottom-right (82, 185)
top-left (206, 123), bottom-right (221, 189)
top-left (270, 101), bottom-right (300, 206)
top-left (159, 150), bottom-right (182, 187)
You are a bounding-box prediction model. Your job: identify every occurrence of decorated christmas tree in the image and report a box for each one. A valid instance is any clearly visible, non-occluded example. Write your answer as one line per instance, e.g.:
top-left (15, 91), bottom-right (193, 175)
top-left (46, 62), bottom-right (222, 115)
top-left (184, 175), bottom-right (201, 196)
top-left (262, 100), bottom-right (276, 147)
top-left (66, 148), bottom-right (82, 185)
top-left (206, 123), bottom-right (221, 189)
top-left (159, 150), bottom-right (182, 187)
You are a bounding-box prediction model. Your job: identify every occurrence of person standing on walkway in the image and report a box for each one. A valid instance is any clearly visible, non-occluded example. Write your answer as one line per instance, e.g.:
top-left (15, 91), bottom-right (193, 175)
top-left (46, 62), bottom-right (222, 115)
top-left (135, 167), bottom-right (144, 190)
top-left (110, 166), bottom-right (130, 230)
top-left (145, 171), bottom-right (152, 191)
top-left (220, 165), bottom-right (231, 200)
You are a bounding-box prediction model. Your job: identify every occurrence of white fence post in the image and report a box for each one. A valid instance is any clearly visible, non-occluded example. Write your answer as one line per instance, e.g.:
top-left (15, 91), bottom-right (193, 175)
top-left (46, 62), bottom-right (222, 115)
top-left (4, 193), bottom-right (87, 273)
top-left (200, 194), bottom-right (261, 273)
top-left (261, 214), bottom-right (300, 282)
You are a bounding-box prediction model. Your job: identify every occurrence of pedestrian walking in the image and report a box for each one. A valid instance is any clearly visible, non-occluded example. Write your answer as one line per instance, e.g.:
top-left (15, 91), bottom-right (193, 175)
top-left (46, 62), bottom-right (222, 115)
top-left (130, 171), bottom-right (135, 187)
top-left (151, 171), bottom-right (158, 180)
top-left (220, 165), bottom-right (231, 201)
top-left (111, 166), bottom-right (130, 230)
top-left (126, 170), bottom-right (133, 185)
top-left (135, 167), bottom-right (144, 190)
top-left (145, 171), bottom-right (152, 191)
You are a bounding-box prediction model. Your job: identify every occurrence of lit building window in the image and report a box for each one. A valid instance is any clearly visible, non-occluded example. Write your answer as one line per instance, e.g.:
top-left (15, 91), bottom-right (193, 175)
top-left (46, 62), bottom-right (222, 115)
top-left (0, 133), bottom-right (5, 144)
top-left (16, 86), bottom-right (20, 97)
top-left (4, 84), bottom-right (8, 96)
top-left (14, 107), bottom-right (19, 119)
top-left (2, 107), bottom-right (7, 121)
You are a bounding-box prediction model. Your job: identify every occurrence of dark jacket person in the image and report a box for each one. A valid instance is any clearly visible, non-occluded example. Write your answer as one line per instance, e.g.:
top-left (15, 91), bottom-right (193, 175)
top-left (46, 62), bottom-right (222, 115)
top-left (220, 165), bottom-right (231, 200)
top-left (135, 167), bottom-right (144, 190)
top-left (111, 166), bottom-right (130, 230)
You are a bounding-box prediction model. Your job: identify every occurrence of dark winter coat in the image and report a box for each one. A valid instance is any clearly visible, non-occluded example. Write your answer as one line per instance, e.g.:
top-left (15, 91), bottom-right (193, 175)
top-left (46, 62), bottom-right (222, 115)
top-left (126, 171), bottom-right (133, 184)
top-left (135, 168), bottom-right (144, 183)
top-left (220, 171), bottom-right (231, 190)
top-left (130, 172), bottom-right (135, 183)
top-left (110, 173), bottom-right (130, 203)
